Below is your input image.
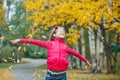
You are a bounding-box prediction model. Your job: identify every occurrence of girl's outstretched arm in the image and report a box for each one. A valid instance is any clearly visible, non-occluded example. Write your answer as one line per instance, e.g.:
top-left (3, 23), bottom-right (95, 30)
top-left (11, 39), bottom-right (50, 48)
top-left (66, 47), bottom-right (91, 68)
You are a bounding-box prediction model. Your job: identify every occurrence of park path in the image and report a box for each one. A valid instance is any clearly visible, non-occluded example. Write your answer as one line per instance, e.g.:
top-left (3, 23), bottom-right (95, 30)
top-left (10, 58), bottom-right (47, 80)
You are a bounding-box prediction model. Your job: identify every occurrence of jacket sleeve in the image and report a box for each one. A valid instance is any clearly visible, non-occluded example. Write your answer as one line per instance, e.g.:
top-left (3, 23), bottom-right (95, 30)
top-left (66, 47), bottom-right (87, 63)
top-left (20, 39), bottom-right (50, 49)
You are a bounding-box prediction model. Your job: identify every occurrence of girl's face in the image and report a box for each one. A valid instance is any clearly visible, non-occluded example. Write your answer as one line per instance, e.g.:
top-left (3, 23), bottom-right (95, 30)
top-left (53, 27), bottom-right (65, 38)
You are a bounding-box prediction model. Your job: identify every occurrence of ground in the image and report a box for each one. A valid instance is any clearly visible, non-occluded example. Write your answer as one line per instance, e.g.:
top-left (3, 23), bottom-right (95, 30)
top-left (10, 58), bottom-right (46, 80)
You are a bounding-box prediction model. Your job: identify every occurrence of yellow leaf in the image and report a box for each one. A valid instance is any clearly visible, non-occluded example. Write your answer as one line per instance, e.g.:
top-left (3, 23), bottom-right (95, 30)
top-left (8, 25), bottom-right (12, 31)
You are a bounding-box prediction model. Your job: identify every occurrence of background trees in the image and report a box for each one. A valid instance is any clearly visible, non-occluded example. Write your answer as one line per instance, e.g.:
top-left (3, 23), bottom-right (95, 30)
top-left (1, 0), bottom-right (26, 63)
top-left (0, 0), bottom-right (48, 63)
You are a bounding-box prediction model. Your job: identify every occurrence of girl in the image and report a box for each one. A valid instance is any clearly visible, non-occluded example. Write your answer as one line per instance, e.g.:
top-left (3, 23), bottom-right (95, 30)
top-left (11, 26), bottom-right (91, 80)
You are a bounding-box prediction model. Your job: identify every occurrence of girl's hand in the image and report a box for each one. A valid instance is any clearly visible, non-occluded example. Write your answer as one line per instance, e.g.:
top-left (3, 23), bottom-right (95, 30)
top-left (10, 39), bottom-right (20, 44)
top-left (86, 61), bottom-right (92, 68)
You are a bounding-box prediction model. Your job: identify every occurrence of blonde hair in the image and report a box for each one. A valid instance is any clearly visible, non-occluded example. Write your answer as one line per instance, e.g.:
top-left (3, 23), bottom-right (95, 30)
top-left (49, 28), bottom-right (56, 40)
top-left (49, 26), bottom-right (65, 41)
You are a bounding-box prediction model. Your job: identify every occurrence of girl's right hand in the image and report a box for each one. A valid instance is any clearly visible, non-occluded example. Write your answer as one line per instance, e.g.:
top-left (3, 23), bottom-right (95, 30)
top-left (10, 39), bottom-right (20, 44)
top-left (86, 61), bottom-right (92, 68)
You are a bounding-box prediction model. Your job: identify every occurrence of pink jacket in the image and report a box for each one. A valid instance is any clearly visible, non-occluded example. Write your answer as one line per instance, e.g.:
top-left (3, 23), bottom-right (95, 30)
top-left (20, 38), bottom-right (87, 71)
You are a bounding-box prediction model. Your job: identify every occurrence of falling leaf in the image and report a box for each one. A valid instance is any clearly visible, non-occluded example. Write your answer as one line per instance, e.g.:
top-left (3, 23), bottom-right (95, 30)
top-left (8, 25), bottom-right (12, 31)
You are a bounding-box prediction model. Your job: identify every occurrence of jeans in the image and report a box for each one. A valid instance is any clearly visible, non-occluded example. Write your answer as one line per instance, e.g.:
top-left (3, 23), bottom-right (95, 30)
top-left (45, 70), bottom-right (67, 80)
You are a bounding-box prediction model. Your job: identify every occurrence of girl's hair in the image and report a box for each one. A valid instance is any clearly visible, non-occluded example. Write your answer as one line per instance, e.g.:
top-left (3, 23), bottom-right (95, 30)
top-left (49, 26), bottom-right (65, 41)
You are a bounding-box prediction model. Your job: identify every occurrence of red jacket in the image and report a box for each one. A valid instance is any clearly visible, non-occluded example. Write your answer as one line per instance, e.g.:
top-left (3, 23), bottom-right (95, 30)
top-left (20, 38), bottom-right (87, 71)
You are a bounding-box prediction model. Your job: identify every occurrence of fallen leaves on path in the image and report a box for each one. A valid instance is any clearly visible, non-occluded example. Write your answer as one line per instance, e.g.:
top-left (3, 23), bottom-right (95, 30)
top-left (67, 69), bottom-right (120, 80)
top-left (0, 68), bottom-right (13, 80)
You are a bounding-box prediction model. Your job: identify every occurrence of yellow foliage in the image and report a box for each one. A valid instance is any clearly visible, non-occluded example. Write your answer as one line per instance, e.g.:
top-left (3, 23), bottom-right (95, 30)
top-left (0, 3), bottom-right (6, 25)
top-left (26, 34), bottom-right (33, 39)
top-left (89, 22), bottom-right (98, 29)
top-left (111, 23), bottom-right (120, 32)
top-left (66, 26), bottom-right (80, 45)
top-left (24, 0), bottom-right (120, 45)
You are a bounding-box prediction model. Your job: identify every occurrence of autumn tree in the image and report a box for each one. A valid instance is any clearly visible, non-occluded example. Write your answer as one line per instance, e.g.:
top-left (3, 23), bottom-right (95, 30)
top-left (25, 0), bottom-right (120, 73)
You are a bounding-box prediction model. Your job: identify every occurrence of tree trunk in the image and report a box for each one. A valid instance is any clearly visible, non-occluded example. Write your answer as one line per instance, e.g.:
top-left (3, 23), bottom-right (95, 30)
top-left (16, 46), bottom-right (22, 63)
top-left (95, 28), bottom-right (104, 73)
top-left (16, 52), bottom-right (20, 63)
top-left (0, 39), bottom-right (3, 63)
top-left (75, 41), bottom-right (80, 69)
top-left (68, 55), bottom-right (73, 69)
top-left (88, 27), bottom-right (104, 73)
top-left (80, 27), bottom-right (85, 69)
top-left (88, 27), bottom-right (96, 73)
top-left (99, 20), bottom-right (113, 73)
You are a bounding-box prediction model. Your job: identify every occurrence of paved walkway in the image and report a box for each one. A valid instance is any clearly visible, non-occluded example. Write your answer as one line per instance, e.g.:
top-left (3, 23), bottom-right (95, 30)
top-left (10, 58), bottom-right (47, 80)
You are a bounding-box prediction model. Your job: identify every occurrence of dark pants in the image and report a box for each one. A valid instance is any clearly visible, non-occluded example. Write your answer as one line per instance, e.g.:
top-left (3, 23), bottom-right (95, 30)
top-left (45, 70), bottom-right (67, 80)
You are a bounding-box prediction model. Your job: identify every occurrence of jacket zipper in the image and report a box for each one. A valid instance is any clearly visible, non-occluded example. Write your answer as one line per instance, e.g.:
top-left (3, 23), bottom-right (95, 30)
top-left (59, 42), bottom-right (61, 65)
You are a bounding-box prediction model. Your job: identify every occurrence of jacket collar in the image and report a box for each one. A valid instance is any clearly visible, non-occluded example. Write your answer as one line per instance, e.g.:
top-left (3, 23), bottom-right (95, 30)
top-left (54, 38), bottom-right (64, 43)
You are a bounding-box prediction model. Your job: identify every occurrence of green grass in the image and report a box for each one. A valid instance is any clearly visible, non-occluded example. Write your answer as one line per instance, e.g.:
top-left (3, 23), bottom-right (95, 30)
top-left (0, 60), bottom-right (29, 68)
top-left (0, 63), bottom-right (16, 68)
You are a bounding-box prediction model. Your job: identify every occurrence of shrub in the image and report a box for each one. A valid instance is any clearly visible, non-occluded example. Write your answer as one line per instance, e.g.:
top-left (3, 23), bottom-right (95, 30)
top-left (1, 44), bottom-right (22, 63)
